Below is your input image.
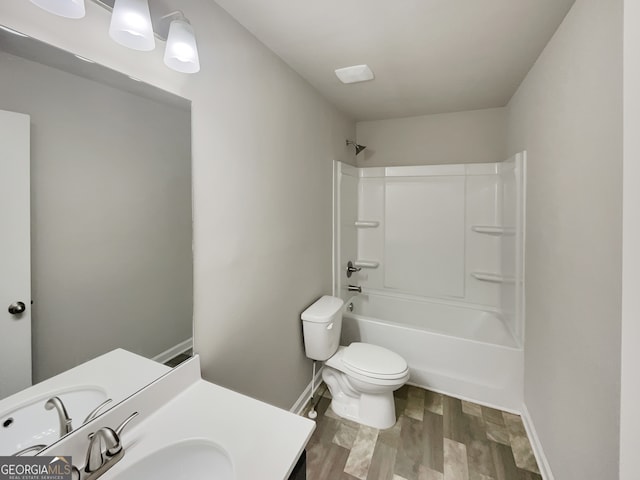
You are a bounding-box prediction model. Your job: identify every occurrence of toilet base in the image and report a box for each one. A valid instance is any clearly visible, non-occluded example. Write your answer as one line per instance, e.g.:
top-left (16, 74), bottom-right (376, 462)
top-left (329, 392), bottom-right (397, 430)
top-left (323, 367), bottom-right (401, 430)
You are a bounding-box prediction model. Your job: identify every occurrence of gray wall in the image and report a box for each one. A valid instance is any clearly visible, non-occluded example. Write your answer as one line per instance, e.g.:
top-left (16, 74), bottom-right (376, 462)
top-left (355, 107), bottom-right (507, 167)
top-left (187, 7), bottom-right (357, 409)
top-left (0, 51), bottom-right (193, 382)
top-left (506, 0), bottom-right (622, 478)
top-left (0, 0), bottom-right (356, 409)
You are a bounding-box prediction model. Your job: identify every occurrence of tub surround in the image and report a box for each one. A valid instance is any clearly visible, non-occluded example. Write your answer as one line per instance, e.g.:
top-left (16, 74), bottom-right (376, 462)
top-left (42, 355), bottom-right (315, 480)
top-left (337, 158), bottom-right (525, 327)
top-left (334, 156), bottom-right (526, 412)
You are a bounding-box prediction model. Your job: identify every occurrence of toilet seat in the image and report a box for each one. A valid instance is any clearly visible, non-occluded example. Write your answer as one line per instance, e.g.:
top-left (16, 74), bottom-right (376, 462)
top-left (336, 343), bottom-right (409, 381)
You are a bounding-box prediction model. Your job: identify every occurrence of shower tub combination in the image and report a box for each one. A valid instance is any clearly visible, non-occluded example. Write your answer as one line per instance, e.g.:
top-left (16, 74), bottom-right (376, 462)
top-left (334, 155), bottom-right (526, 412)
top-left (341, 293), bottom-right (523, 411)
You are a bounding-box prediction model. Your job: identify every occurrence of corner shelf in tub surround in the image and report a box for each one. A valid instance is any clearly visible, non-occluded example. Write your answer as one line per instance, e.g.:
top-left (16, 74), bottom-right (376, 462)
top-left (354, 260), bottom-right (379, 269)
top-left (355, 220), bottom-right (380, 228)
top-left (471, 225), bottom-right (515, 236)
top-left (471, 272), bottom-right (515, 284)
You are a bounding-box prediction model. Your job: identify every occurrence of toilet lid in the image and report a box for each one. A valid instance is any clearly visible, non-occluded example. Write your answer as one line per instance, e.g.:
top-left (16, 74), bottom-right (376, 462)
top-left (342, 343), bottom-right (408, 378)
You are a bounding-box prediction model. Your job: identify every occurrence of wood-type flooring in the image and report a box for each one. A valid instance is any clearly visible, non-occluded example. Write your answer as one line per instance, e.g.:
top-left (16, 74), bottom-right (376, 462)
top-left (303, 384), bottom-right (541, 480)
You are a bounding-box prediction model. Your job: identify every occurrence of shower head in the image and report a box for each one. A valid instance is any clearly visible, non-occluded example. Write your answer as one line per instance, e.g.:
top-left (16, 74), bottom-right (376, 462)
top-left (346, 140), bottom-right (367, 155)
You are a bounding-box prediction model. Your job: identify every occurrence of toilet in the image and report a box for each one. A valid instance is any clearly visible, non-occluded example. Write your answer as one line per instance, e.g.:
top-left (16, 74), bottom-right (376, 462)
top-left (301, 295), bottom-right (409, 429)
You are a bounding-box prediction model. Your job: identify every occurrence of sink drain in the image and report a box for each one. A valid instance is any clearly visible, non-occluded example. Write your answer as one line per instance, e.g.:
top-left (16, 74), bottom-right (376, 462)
top-left (3, 418), bottom-right (14, 428)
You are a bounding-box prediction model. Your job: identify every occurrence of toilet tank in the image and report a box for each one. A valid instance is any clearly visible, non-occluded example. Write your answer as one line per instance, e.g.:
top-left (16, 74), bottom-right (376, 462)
top-left (301, 295), bottom-right (344, 361)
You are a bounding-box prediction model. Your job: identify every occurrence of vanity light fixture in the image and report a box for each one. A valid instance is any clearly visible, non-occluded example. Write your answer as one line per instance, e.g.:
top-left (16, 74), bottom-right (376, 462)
top-left (109, 0), bottom-right (155, 51)
top-left (31, 0), bottom-right (201, 74)
top-left (163, 17), bottom-right (200, 73)
top-left (30, 0), bottom-right (86, 19)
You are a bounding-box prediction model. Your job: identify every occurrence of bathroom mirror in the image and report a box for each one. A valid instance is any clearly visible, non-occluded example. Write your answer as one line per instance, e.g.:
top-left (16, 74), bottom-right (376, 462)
top-left (0, 25), bottom-right (192, 434)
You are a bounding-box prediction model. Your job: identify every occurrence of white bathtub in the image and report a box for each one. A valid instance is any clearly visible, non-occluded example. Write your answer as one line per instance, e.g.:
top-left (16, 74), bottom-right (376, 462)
top-left (341, 293), bottom-right (524, 411)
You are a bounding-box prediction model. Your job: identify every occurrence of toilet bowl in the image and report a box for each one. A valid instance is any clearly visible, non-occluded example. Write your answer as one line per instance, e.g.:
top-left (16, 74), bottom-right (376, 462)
top-left (322, 343), bottom-right (409, 429)
top-left (301, 296), bottom-right (409, 430)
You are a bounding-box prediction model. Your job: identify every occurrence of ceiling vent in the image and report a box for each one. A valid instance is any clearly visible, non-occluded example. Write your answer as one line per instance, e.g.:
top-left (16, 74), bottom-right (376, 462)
top-left (335, 64), bottom-right (374, 84)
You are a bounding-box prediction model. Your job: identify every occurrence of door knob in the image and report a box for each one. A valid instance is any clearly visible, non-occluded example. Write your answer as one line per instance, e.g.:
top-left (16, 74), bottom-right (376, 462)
top-left (8, 301), bottom-right (26, 315)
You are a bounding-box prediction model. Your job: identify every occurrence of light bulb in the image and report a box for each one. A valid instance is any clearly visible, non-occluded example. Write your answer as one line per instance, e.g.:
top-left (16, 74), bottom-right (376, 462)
top-left (164, 19), bottom-right (200, 74)
top-left (109, 0), bottom-right (155, 52)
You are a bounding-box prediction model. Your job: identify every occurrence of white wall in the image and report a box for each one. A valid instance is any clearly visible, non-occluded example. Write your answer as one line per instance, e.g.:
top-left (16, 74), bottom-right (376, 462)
top-left (0, 1), bottom-right (355, 409)
top-left (506, 1), bottom-right (622, 478)
top-left (355, 107), bottom-right (506, 167)
top-left (619, 0), bottom-right (640, 478)
top-left (0, 51), bottom-right (192, 382)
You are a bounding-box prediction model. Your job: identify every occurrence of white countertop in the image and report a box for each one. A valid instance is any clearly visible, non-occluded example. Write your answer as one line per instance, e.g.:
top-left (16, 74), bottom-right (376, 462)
top-left (0, 349), bottom-right (170, 417)
top-left (43, 355), bottom-right (315, 480)
top-left (105, 379), bottom-right (316, 480)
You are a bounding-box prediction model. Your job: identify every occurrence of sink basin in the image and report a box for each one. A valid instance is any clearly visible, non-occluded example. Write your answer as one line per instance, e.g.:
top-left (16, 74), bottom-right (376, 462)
top-left (0, 387), bottom-right (108, 455)
top-left (110, 440), bottom-right (233, 480)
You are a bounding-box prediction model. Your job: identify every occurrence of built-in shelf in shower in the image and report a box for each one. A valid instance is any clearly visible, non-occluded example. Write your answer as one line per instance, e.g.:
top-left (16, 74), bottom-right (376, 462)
top-left (354, 220), bottom-right (380, 228)
top-left (354, 260), bottom-right (379, 269)
top-left (471, 225), bottom-right (515, 236)
top-left (471, 272), bottom-right (515, 283)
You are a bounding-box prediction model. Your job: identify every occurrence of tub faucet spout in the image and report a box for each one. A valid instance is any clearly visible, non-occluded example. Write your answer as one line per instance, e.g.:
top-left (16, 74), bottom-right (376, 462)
top-left (348, 285), bottom-right (362, 293)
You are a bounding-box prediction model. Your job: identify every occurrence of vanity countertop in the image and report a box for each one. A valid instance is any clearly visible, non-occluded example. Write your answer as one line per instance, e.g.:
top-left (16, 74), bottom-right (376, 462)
top-left (0, 349), bottom-right (171, 455)
top-left (105, 379), bottom-right (316, 480)
top-left (42, 355), bottom-right (315, 480)
top-left (0, 349), bottom-right (170, 416)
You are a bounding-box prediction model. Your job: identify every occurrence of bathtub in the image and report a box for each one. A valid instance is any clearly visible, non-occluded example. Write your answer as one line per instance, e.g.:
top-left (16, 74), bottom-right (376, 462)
top-left (341, 293), bottom-right (524, 412)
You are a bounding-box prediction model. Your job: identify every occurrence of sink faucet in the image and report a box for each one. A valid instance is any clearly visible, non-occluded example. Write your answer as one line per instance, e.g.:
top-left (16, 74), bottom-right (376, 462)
top-left (347, 285), bottom-right (362, 292)
top-left (77, 412), bottom-right (138, 480)
top-left (82, 399), bottom-right (113, 426)
top-left (45, 397), bottom-right (73, 436)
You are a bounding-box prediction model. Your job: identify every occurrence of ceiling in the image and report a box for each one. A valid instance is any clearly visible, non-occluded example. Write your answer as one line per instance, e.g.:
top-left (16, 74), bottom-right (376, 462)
top-left (214, 0), bottom-right (575, 121)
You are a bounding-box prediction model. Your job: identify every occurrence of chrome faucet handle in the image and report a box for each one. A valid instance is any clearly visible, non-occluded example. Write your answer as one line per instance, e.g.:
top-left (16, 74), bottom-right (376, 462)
top-left (82, 399), bottom-right (113, 425)
top-left (109, 411), bottom-right (138, 455)
top-left (83, 411), bottom-right (138, 480)
top-left (347, 285), bottom-right (362, 292)
top-left (346, 261), bottom-right (361, 278)
top-left (45, 396), bottom-right (73, 436)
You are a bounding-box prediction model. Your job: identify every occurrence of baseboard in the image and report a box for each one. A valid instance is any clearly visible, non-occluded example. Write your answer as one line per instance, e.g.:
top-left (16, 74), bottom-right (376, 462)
top-left (153, 338), bottom-right (193, 364)
top-left (520, 403), bottom-right (554, 480)
top-left (406, 380), bottom-right (522, 416)
top-left (290, 365), bottom-right (324, 415)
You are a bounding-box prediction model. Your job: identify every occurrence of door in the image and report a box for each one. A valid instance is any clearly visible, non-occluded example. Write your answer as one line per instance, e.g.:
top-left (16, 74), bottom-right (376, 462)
top-left (0, 109), bottom-right (32, 397)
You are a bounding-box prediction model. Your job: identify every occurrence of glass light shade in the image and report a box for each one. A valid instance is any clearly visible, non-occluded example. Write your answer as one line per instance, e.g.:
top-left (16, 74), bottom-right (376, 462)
top-left (164, 19), bottom-right (200, 74)
top-left (30, 0), bottom-right (85, 19)
top-left (109, 0), bottom-right (155, 52)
